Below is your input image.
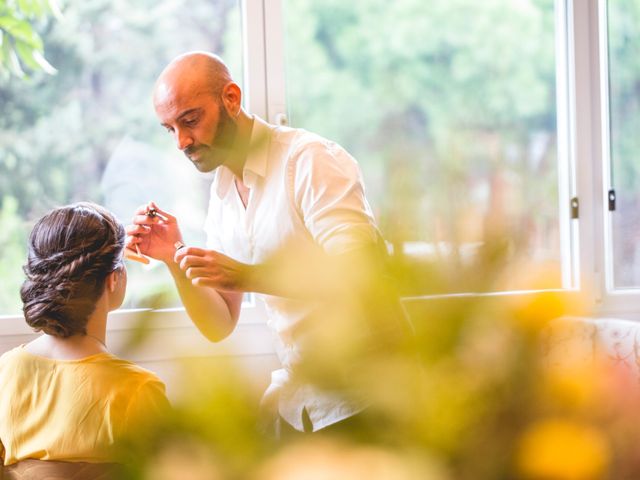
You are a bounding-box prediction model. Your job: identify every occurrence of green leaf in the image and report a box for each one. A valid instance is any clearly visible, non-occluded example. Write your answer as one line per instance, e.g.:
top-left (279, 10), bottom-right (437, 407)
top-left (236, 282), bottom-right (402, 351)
top-left (31, 48), bottom-right (55, 74)
top-left (14, 38), bottom-right (39, 69)
top-left (0, 16), bottom-right (42, 49)
top-left (2, 38), bottom-right (24, 77)
top-left (17, 0), bottom-right (43, 18)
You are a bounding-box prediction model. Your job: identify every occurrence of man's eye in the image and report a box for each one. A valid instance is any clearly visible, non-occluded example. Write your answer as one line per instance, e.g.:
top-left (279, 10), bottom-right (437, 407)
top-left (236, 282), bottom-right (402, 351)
top-left (183, 117), bottom-right (199, 127)
top-left (164, 126), bottom-right (174, 133)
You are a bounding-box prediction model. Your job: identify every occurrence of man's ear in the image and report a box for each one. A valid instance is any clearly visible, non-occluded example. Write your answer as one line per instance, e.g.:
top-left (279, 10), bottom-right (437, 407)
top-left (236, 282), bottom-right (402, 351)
top-left (221, 82), bottom-right (242, 116)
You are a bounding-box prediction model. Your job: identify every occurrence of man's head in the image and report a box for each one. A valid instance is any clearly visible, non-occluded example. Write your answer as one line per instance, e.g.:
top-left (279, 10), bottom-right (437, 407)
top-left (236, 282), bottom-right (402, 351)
top-left (153, 52), bottom-right (242, 172)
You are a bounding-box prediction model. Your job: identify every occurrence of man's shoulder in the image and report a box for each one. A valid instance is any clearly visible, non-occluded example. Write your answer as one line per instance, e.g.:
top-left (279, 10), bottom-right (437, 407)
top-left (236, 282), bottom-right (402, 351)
top-left (283, 129), bottom-right (359, 177)
top-left (281, 128), bottom-right (343, 156)
top-left (261, 118), bottom-right (340, 156)
top-left (255, 117), bottom-right (359, 182)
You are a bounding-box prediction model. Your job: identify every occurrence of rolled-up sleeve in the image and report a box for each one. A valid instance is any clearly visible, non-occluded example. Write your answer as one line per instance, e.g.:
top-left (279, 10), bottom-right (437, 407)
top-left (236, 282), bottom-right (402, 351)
top-left (290, 140), bottom-right (380, 255)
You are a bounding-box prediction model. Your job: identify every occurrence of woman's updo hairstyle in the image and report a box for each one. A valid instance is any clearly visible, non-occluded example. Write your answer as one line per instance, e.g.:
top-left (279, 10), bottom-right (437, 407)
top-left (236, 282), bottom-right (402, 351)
top-left (20, 202), bottom-right (125, 337)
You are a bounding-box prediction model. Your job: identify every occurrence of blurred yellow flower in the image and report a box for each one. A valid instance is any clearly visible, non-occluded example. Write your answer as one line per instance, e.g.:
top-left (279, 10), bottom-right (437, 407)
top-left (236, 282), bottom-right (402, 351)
top-left (253, 438), bottom-right (447, 480)
top-left (516, 419), bottom-right (610, 480)
top-left (144, 438), bottom-right (225, 480)
top-left (541, 358), bottom-right (607, 412)
top-left (510, 290), bottom-right (587, 333)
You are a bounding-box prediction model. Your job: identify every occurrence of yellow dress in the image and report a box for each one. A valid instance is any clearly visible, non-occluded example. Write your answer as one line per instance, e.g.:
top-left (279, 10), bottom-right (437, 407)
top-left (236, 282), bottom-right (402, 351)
top-left (0, 345), bottom-right (170, 465)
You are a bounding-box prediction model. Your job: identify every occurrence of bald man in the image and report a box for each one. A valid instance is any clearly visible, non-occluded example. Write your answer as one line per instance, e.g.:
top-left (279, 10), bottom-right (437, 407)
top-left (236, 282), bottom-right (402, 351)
top-left (127, 52), bottom-right (389, 436)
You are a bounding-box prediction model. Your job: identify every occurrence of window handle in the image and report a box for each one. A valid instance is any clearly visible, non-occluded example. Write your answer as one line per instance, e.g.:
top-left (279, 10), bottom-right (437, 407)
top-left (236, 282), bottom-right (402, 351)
top-left (608, 189), bottom-right (616, 211)
top-left (570, 197), bottom-right (579, 219)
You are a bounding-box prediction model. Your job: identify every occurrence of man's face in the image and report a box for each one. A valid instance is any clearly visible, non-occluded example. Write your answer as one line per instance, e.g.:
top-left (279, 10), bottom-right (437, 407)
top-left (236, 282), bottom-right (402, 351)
top-left (154, 86), bottom-right (237, 173)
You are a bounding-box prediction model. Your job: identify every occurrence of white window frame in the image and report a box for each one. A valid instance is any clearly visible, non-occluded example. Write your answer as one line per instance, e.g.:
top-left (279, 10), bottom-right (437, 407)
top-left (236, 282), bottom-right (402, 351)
top-left (571, 0), bottom-right (605, 310)
top-left (593, 0), bottom-right (640, 315)
top-left (565, 0), bottom-right (640, 317)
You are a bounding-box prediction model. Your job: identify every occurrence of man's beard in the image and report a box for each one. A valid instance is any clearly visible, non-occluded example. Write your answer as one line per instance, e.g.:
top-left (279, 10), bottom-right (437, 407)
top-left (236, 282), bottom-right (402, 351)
top-left (213, 103), bottom-right (237, 150)
top-left (184, 104), bottom-right (237, 171)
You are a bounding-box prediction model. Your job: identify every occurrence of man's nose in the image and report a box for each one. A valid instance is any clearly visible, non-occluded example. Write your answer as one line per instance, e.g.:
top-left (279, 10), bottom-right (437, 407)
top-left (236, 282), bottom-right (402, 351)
top-left (176, 129), bottom-right (193, 150)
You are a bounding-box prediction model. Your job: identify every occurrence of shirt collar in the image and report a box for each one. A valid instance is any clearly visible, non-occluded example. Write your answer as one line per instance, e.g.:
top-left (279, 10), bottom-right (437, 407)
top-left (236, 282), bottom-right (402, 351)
top-left (214, 115), bottom-right (272, 199)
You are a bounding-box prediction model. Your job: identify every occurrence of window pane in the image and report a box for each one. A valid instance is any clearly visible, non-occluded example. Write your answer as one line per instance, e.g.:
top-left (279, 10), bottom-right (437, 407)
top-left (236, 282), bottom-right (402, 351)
top-left (607, 0), bottom-right (640, 289)
top-left (0, 0), bottom-right (243, 314)
top-left (283, 0), bottom-right (564, 294)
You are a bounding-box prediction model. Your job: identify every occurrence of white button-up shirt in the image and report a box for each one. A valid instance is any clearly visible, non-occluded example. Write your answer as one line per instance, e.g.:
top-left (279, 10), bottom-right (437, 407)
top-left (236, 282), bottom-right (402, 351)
top-left (204, 116), bottom-right (380, 431)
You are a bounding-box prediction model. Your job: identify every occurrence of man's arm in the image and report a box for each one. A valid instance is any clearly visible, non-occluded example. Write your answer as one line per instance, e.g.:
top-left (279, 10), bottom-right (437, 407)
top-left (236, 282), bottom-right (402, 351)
top-left (174, 241), bottom-right (386, 302)
top-left (173, 240), bottom-right (413, 352)
top-left (166, 259), bottom-right (242, 341)
top-left (126, 202), bottom-right (242, 342)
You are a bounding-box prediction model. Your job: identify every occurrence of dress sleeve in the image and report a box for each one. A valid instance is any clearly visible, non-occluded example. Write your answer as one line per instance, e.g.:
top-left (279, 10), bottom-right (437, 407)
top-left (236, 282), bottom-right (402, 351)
top-left (124, 378), bottom-right (171, 431)
top-left (289, 140), bottom-right (380, 255)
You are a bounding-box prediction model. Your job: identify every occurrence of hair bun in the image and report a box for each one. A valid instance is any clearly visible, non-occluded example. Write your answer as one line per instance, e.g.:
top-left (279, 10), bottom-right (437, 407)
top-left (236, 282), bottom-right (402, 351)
top-left (21, 203), bottom-right (125, 338)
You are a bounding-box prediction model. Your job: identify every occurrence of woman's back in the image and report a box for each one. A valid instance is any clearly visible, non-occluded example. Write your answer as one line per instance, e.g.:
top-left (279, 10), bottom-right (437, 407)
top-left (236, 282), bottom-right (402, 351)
top-left (0, 345), bottom-right (168, 466)
top-left (0, 202), bottom-right (170, 467)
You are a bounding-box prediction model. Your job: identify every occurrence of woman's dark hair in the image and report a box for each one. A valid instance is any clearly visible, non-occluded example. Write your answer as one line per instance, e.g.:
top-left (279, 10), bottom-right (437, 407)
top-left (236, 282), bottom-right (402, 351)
top-left (20, 202), bottom-right (125, 337)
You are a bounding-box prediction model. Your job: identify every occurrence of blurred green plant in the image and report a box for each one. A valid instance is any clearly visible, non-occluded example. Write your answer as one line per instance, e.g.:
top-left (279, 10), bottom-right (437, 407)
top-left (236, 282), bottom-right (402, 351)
top-left (0, 0), bottom-right (60, 78)
top-left (109, 244), bottom-right (640, 480)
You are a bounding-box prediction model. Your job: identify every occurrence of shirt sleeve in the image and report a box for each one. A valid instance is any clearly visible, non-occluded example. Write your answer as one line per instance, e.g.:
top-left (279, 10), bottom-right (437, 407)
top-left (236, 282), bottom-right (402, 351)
top-left (124, 378), bottom-right (171, 431)
top-left (289, 139), bottom-right (380, 255)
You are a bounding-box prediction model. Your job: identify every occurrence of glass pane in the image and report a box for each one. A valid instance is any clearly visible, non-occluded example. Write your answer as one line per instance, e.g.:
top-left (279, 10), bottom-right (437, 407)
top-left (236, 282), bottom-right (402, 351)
top-left (283, 0), bottom-right (563, 294)
top-left (607, 0), bottom-right (640, 289)
top-left (0, 0), bottom-right (243, 314)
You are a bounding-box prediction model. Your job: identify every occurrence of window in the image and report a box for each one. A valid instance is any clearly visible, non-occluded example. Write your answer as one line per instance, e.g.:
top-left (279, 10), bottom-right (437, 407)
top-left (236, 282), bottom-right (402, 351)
top-left (604, 0), bottom-right (640, 290)
top-left (0, 0), bottom-right (243, 314)
top-left (281, 0), bottom-right (574, 294)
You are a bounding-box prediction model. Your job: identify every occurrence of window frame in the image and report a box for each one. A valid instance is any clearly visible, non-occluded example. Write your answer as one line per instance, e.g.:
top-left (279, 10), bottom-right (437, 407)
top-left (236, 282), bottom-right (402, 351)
top-left (594, 0), bottom-right (640, 313)
top-left (568, 0), bottom-right (640, 316)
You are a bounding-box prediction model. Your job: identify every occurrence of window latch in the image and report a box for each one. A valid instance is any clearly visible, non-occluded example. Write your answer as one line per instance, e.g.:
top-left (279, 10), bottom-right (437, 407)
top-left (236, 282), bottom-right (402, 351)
top-left (608, 189), bottom-right (616, 211)
top-left (570, 197), bottom-right (579, 219)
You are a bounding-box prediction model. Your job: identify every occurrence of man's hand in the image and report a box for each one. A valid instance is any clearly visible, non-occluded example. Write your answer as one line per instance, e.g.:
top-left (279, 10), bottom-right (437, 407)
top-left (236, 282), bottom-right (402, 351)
top-left (174, 247), bottom-right (252, 292)
top-left (126, 202), bottom-right (183, 264)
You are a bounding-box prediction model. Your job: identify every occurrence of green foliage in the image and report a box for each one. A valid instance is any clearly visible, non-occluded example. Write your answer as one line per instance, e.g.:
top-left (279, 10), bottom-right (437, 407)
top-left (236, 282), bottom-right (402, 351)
top-left (0, 0), bottom-right (59, 78)
top-left (109, 263), bottom-right (619, 480)
top-left (0, 195), bottom-right (28, 313)
top-left (0, 0), bottom-right (240, 311)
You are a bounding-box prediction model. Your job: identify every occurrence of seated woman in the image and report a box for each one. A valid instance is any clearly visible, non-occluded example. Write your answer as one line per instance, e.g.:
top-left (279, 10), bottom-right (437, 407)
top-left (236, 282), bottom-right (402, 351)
top-left (0, 202), bottom-right (169, 470)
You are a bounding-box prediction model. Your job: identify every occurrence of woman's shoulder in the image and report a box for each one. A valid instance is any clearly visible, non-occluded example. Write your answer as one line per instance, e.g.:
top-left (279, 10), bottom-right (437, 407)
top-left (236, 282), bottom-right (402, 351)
top-left (84, 353), bottom-right (165, 387)
top-left (0, 346), bottom-right (165, 395)
top-left (0, 345), bottom-right (21, 359)
top-left (0, 345), bottom-right (31, 369)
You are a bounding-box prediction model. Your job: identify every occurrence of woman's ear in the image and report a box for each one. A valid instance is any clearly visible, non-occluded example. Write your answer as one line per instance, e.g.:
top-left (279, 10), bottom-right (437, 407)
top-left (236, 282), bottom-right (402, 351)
top-left (106, 270), bottom-right (118, 294)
